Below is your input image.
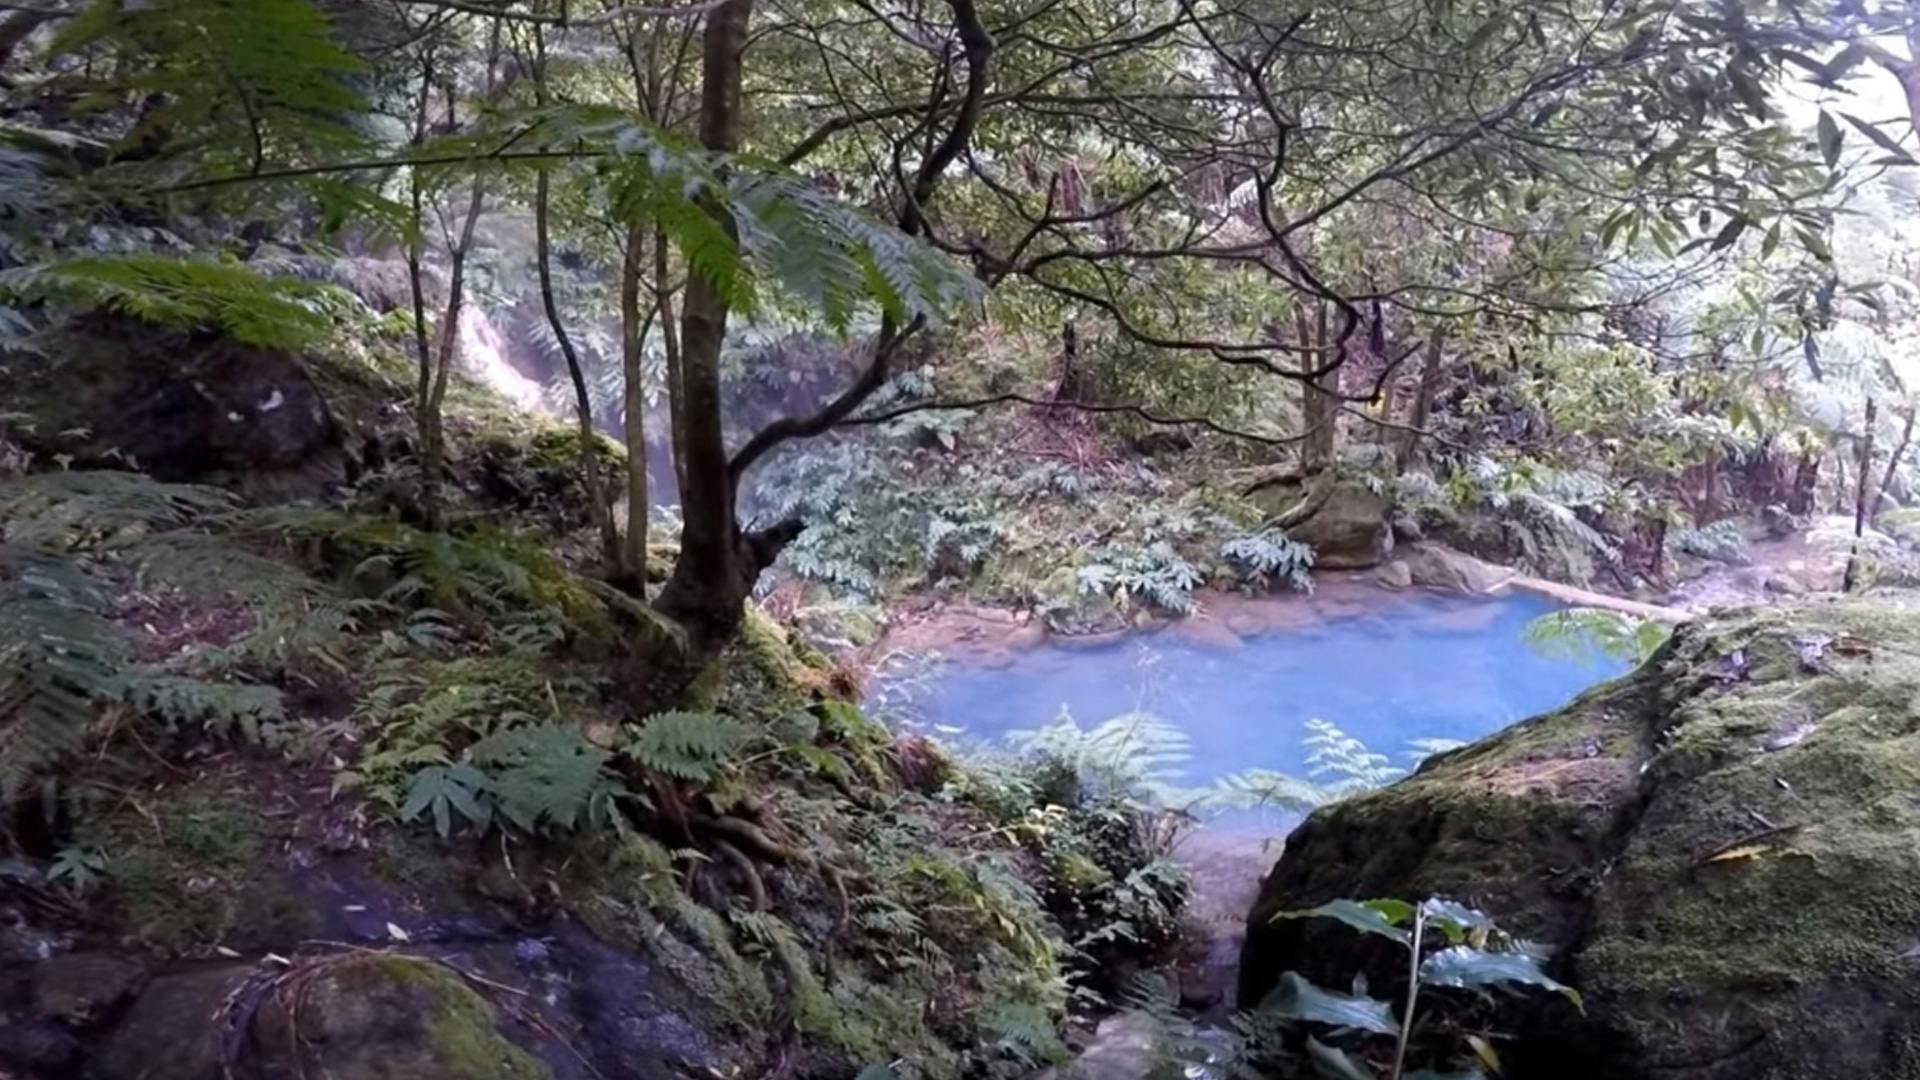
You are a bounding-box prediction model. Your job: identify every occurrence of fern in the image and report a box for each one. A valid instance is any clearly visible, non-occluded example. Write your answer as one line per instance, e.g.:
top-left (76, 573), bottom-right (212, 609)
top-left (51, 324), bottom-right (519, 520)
top-left (1005, 708), bottom-right (1192, 803)
top-left (467, 725), bottom-right (626, 833)
top-left (120, 674), bottom-right (285, 740)
top-left (48, 0), bottom-right (367, 172)
top-left (0, 256), bottom-right (340, 350)
top-left (1526, 607), bottom-right (1670, 664)
top-left (625, 710), bottom-right (756, 783)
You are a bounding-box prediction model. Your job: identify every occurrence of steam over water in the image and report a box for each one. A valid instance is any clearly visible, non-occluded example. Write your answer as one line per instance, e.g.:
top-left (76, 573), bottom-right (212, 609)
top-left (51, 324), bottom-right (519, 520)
top-left (884, 593), bottom-right (1629, 798)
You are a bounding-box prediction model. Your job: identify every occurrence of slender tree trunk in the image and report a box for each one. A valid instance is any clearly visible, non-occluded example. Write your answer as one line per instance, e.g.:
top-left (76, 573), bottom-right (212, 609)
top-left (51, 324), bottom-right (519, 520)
top-left (1395, 325), bottom-right (1446, 473)
top-left (654, 0), bottom-right (754, 647)
top-left (1845, 400), bottom-right (1878, 593)
top-left (1314, 299), bottom-right (1337, 466)
top-left (414, 20), bottom-right (498, 531)
top-left (404, 52), bottom-right (435, 496)
top-left (420, 176), bottom-right (484, 529)
top-left (1295, 306), bottom-right (1325, 471)
top-left (1877, 403), bottom-right (1915, 512)
top-left (621, 225), bottom-right (654, 580)
top-left (531, 24), bottom-right (621, 570)
top-left (536, 170), bottom-right (621, 567)
top-left (654, 229), bottom-right (688, 499)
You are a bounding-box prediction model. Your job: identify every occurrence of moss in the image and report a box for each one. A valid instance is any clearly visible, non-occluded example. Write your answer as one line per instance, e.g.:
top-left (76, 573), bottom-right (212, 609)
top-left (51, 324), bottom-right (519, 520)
top-left (263, 955), bottom-right (552, 1079)
top-left (1250, 596), bottom-right (1920, 1079)
top-left (83, 785), bottom-right (285, 951)
top-left (526, 425), bottom-right (628, 468)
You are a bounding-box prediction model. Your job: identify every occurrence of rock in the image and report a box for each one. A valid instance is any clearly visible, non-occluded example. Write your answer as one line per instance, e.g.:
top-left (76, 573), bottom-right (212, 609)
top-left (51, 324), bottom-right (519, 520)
top-left (31, 953), bottom-right (147, 1025)
top-left (1239, 597), bottom-right (1920, 1080)
top-left (1, 316), bottom-right (345, 497)
top-left (1374, 560), bottom-right (1414, 589)
top-left (0, 1018), bottom-right (80, 1074)
top-left (91, 964), bottom-right (247, 1080)
top-left (249, 955), bottom-right (552, 1080)
top-left (1766, 573), bottom-right (1809, 595)
top-left (1284, 479), bottom-right (1395, 570)
top-left (1398, 541), bottom-right (1515, 594)
top-left (1171, 615), bottom-right (1242, 651)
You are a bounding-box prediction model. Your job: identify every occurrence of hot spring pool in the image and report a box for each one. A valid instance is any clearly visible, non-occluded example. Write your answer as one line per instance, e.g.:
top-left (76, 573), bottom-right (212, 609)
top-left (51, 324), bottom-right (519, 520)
top-left (869, 591), bottom-right (1631, 804)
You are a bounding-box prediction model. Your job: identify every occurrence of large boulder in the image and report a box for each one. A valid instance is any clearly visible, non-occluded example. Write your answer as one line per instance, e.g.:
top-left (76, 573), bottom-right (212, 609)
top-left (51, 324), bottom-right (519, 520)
top-left (1240, 595), bottom-right (1920, 1080)
top-left (1, 316), bottom-right (344, 497)
top-left (1394, 541), bottom-right (1515, 594)
top-left (1250, 475), bottom-right (1394, 570)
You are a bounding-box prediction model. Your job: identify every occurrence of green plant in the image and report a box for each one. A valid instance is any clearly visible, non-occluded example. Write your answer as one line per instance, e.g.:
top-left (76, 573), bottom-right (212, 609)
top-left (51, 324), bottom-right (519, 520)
top-left (1261, 897), bottom-right (1581, 1080)
top-left (624, 710), bottom-right (757, 784)
top-left (47, 843), bottom-right (108, 892)
top-left (1526, 607), bottom-right (1670, 664)
top-left (399, 724), bottom-right (628, 837)
top-left (0, 255), bottom-right (340, 350)
top-left (1076, 542), bottom-right (1206, 615)
top-left (1221, 529), bottom-right (1316, 592)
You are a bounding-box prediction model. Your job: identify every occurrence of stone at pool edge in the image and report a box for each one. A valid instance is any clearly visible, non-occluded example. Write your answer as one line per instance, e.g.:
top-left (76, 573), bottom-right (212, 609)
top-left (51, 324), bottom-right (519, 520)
top-left (1237, 595), bottom-right (1920, 1080)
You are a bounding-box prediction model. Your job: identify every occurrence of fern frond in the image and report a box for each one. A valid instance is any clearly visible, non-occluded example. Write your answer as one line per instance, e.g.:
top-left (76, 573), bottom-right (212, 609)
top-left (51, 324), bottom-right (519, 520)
top-left (625, 710), bottom-right (756, 783)
top-left (0, 256), bottom-right (339, 350)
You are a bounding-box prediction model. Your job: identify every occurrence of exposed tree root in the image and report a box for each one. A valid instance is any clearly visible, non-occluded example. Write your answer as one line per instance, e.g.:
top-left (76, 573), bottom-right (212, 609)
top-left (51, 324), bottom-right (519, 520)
top-left (692, 811), bottom-right (811, 867)
top-left (712, 837), bottom-right (768, 910)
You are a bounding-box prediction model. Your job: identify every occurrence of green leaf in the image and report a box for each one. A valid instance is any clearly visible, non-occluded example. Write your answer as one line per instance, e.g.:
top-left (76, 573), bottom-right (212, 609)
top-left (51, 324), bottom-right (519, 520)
top-left (1841, 113), bottom-right (1915, 164)
top-left (1419, 946), bottom-right (1584, 1010)
top-left (1276, 899), bottom-right (1413, 944)
top-left (1419, 898), bottom-right (1494, 945)
top-left (1305, 1036), bottom-right (1380, 1080)
top-left (1261, 972), bottom-right (1398, 1035)
top-left (1709, 214), bottom-right (1747, 252)
top-left (1816, 111), bottom-right (1842, 168)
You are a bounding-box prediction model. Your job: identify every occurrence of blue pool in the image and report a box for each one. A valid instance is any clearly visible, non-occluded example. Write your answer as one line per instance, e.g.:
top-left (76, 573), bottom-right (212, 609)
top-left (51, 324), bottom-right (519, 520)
top-left (870, 592), bottom-right (1631, 802)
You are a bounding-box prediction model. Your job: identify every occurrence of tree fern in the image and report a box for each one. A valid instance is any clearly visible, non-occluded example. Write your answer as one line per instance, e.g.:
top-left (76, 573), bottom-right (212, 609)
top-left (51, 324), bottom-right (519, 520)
top-left (49, 0), bottom-right (367, 174)
top-left (0, 256), bottom-right (339, 350)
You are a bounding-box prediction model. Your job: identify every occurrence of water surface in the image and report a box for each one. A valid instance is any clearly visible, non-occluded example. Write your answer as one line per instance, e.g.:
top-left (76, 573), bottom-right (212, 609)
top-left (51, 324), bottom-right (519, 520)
top-left (875, 592), bottom-right (1630, 791)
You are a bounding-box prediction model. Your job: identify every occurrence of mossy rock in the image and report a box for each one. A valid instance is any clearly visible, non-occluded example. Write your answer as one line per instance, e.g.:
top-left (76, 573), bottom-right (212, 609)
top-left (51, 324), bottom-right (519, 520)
top-left (251, 955), bottom-right (552, 1079)
top-left (1240, 595), bottom-right (1920, 1079)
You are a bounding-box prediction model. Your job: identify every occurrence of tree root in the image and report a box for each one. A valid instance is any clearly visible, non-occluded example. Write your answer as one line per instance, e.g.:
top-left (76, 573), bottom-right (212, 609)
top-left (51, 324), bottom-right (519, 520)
top-left (712, 838), bottom-right (768, 911)
top-left (692, 811), bottom-right (812, 868)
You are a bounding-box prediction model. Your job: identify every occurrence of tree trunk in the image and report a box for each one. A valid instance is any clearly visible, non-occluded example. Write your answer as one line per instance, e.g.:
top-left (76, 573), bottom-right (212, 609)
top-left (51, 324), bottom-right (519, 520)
top-left (654, 0), bottom-right (756, 649)
top-left (532, 24), bottom-right (621, 570)
top-left (419, 176), bottom-right (484, 530)
top-left (1395, 325), bottom-right (1446, 473)
top-left (537, 168), bottom-right (621, 569)
top-left (1312, 300), bottom-right (1337, 467)
top-left (1845, 400), bottom-right (1878, 593)
top-left (1296, 306), bottom-right (1329, 471)
top-left (654, 228), bottom-right (688, 500)
top-left (1876, 403), bottom-right (1915, 513)
top-left (621, 225), bottom-right (653, 580)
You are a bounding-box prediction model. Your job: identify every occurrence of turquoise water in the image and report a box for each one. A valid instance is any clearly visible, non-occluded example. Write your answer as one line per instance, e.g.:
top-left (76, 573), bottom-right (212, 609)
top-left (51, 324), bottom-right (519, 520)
top-left (875, 593), bottom-right (1629, 791)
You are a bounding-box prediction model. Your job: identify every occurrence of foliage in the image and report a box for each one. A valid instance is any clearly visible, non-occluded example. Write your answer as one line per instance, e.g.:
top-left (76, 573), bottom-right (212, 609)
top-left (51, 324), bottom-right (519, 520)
top-left (0, 256), bottom-right (342, 350)
top-left (1258, 897), bottom-right (1581, 1079)
top-left (1666, 520), bottom-right (1752, 565)
top-left (1209, 720), bottom-right (1425, 814)
top-left (1526, 608), bottom-right (1671, 665)
top-left (0, 472), bottom-right (314, 807)
top-left (1076, 543), bottom-right (1207, 616)
top-left (1221, 529), bottom-right (1316, 592)
top-left (624, 710), bottom-right (756, 784)
top-left (399, 725), bottom-right (627, 837)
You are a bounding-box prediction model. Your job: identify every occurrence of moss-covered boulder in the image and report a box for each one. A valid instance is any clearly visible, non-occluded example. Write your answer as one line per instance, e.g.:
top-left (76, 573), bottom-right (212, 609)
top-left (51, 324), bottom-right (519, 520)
top-left (1249, 474), bottom-right (1392, 569)
top-left (1240, 594), bottom-right (1920, 1079)
top-left (91, 956), bottom-right (554, 1080)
